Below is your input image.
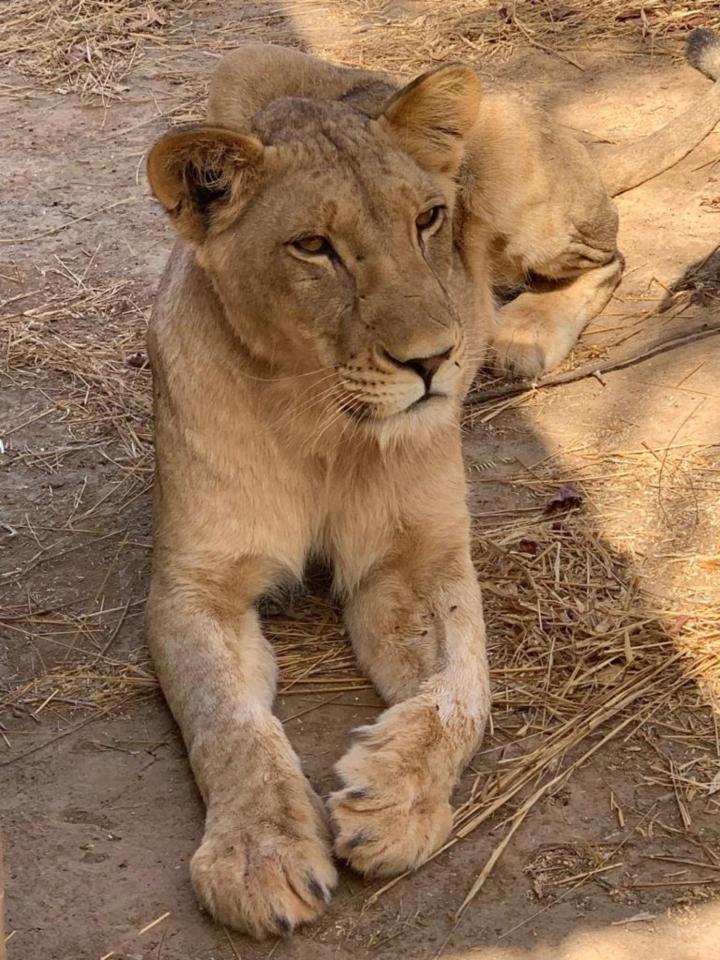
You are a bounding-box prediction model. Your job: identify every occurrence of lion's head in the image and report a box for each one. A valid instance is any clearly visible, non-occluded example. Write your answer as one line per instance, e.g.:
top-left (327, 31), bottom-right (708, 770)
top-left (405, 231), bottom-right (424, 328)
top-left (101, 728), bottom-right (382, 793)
top-left (147, 64), bottom-right (481, 440)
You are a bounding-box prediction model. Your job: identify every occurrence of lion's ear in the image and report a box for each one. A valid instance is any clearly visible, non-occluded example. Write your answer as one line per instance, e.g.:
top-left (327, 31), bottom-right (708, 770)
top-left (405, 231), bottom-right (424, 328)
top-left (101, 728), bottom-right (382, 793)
top-left (147, 125), bottom-right (264, 242)
top-left (379, 64), bottom-right (480, 177)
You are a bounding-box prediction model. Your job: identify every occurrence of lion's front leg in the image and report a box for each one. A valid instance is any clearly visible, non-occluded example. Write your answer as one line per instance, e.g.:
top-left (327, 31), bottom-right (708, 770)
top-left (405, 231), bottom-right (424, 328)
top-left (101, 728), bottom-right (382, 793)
top-left (330, 542), bottom-right (489, 876)
top-left (147, 560), bottom-right (337, 937)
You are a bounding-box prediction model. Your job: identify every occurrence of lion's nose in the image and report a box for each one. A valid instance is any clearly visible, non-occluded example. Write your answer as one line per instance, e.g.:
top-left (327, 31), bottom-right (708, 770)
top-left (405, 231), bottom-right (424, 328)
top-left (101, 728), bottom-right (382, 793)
top-left (383, 346), bottom-right (453, 389)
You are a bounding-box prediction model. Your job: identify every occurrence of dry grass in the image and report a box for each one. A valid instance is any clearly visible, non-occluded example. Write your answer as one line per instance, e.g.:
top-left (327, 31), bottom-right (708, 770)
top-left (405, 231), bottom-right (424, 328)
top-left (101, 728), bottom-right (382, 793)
top-left (228, 1), bottom-right (720, 75)
top-left (2, 268), bottom-right (153, 481)
top-left (168, 0), bottom-right (720, 125)
top-left (5, 1), bottom-right (720, 109)
top-left (356, 436), bottom-right (719, 913)
top-left (1, 0), bottom-right (193, 101)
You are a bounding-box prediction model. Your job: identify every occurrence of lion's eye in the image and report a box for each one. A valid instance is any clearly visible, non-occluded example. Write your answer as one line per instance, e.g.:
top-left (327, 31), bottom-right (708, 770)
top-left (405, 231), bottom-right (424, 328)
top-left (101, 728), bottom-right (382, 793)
top-left (416, 205), bottom-right (445, 232)
top-left (291, 235), bottom-right (333, 257)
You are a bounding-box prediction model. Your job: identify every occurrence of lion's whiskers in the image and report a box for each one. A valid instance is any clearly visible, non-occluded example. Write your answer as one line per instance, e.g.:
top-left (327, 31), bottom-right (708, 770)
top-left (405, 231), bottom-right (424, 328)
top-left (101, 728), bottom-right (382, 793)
top-left (305, 393), bottom-right (366, 454)
top-left (269, 373), bottom-right (341, 434)
top-left (237, 363), bottom-right (336, 383)
top-left (337, 399), bottom-right (366, 447)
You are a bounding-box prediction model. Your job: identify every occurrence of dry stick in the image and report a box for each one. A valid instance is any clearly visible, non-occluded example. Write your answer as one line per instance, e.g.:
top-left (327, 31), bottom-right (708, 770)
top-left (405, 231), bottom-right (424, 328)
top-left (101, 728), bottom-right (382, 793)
top-left (455, 711), bottom-right (638, 917)
top-left (97, 597), bottom-right (132, 658)
top-left (367, 656), bottom-right (681, 908)
top-left (468, 325), bottom-right (720, 406)
top-left (0, 700), bottom-right (124, 767)
top-left (630, 877), bottom-right (720, 888)
top-left (1, 528), bottom-right (126, 581)
top-left (511, 10), bottom-right (585, 71)
top-left (0, 288), bottom-right (41, 310)
top-left (281, 693), bottom-right (344, 724)
top-left (498, 800), bottom-right (661, 941)
top-left (550, 860), bottom-right (623, 887)
top-left (646, 855), bottom-right (720, 873)
top-left (1, 406), bottom-right (55, 436)
top-left (0, 596), bottom-right (87, 623)
top-left (99, 911), bottom-right (171, 960)
top-left (223, 927), bottom-right (243, 960)
top-left (0, 197), bottom-right (138, 245)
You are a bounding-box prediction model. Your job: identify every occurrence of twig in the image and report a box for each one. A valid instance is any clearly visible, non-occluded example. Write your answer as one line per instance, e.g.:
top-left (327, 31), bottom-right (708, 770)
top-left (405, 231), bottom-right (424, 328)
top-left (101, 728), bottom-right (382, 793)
top-left (630, 877), bottom-right (720, 888)
top-left (468, 325), bottom-right (720, 406)
top-left (511, 10), bottom-right (585, 71)
top-left (224, 928), bottom-right (243, 959)
top-left (455, 711), bottom-right (638, 917)
top-left (0, 698), bottom-right (131, 767)
top-left (97, 598), bottom-right (132, 658)
top-left (0, 198), bottom-right (138, 245)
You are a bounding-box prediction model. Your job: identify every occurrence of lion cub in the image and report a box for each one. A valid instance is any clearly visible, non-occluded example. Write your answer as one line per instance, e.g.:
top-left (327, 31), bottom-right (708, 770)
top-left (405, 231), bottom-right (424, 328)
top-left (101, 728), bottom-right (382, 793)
top-left (145, 31), bottom-right (720, 937)
top-left (147, 61), bottom-right (489, 938)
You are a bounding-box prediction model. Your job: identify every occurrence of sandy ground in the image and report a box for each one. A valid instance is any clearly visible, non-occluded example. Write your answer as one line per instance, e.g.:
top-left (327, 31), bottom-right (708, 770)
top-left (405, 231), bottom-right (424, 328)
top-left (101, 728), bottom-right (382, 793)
top-left (2, 3), bottom-right (720, 959)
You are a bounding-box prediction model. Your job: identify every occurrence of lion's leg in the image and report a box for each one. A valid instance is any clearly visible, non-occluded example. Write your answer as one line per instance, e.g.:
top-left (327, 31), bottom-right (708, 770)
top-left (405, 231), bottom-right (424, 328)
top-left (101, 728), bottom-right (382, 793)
top-left (329, 516), bottom-right (489, 876)
top-left (147, 557), bottom-right (337, 938)
top-left (489, 255), bottom-right (623, 379)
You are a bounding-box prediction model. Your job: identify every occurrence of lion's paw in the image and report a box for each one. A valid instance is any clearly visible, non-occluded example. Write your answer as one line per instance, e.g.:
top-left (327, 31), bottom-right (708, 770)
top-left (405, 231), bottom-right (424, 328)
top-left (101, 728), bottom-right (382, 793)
top-left (191, 799), bottom-right (337, 938)
top-left (329, 713), bottom-right (453, 877)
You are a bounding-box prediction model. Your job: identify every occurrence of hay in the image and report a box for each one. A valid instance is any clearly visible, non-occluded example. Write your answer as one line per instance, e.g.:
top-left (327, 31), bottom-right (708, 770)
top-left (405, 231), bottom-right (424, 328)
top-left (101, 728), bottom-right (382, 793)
top-left (7, 0), bottom-right (720, 109)
top-left (0, 595), bottom-right (366, 732)
top-left (144, 0), bottom-right (720, 124)
top-left (4, 423), bottom-right (717, 901)
top-left (0, 0), bottom-right (193, 101)
top-left (364, 494), bottom-right (720, 914)
top-left (227, 1), bottom-right (720, 76)
top-left (2, 269), bottom-right (152, 476)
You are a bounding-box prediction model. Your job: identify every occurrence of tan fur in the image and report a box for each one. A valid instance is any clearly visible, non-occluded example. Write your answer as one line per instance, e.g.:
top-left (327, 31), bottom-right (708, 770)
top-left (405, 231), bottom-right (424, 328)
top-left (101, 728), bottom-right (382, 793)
top-left (146, 40), bottom-right (720, 938)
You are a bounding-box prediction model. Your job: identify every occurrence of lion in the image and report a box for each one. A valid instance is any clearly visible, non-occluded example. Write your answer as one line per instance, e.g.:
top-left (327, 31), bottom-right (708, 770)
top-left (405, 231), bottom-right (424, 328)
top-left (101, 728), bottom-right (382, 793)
top-left (145, 29), bottom-right (720, 937)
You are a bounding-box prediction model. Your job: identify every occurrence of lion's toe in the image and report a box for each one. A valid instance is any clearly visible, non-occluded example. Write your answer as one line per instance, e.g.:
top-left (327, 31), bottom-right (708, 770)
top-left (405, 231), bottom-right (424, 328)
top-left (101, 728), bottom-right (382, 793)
top-left (191, 820), bottom-right (337, 938)
top-left (329, 741), bottom-right (453, 877)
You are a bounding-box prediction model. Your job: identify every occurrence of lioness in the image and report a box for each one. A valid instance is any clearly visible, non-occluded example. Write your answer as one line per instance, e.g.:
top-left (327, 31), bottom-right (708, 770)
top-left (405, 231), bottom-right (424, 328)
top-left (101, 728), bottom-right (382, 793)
top-left (146, 30), bottom-right (720, 937)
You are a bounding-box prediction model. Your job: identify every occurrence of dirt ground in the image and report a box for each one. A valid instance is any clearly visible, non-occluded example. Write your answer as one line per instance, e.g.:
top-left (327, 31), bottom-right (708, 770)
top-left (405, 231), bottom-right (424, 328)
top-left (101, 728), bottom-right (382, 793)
top-left (2, 3), bottom-right (720, 959)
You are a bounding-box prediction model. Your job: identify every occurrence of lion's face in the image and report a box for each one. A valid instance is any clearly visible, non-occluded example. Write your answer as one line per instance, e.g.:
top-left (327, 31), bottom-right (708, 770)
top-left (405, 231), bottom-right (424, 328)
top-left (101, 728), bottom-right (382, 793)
top-left (148, 65), bottom-right (481, 435)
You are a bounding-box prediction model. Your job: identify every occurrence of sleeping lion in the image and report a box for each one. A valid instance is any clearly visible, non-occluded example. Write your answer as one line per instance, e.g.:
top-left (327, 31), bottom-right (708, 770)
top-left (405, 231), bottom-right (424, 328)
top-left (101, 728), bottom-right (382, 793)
top-left (145, 29), bottom-right (720, 937)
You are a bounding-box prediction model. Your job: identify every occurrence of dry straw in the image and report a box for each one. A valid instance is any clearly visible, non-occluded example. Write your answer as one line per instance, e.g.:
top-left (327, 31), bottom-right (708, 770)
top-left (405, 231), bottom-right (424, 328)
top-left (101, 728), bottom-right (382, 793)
top-left (1, 0), bottom-right (194, 101)
top-left (6, 2), bottom-right (720, 107)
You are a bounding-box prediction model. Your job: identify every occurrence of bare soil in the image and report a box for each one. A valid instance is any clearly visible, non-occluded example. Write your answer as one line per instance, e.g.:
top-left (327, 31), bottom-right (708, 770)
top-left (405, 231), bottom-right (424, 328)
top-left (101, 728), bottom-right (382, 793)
top-left (2, 4), bottom-right (719, 959)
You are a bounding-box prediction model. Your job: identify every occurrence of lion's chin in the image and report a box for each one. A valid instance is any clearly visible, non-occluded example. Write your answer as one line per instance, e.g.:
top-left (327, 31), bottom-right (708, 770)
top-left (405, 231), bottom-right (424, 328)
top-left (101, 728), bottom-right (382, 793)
top-left (348, 391), bottom-right (448, 422)
top-left (408, 391), bottom-right (447, 410)
top-left (357, 393), bottom-right (456, 448)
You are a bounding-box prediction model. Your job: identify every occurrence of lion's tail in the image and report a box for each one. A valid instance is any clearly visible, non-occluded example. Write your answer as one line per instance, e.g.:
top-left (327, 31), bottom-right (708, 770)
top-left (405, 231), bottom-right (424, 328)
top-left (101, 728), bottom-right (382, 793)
top-left (591, 28), bottom-right (720, 197)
